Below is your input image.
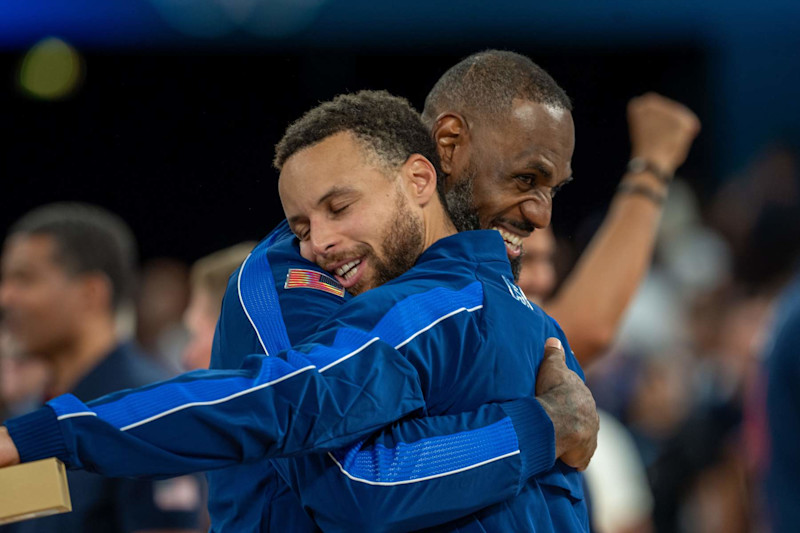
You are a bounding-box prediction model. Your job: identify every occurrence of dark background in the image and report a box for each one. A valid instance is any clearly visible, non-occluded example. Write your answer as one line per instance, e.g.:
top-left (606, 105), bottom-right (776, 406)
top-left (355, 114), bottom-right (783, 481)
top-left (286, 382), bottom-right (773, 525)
top-left (1, 0), bottom-right (797, 265)
top-left (2, 45), bottom-right (712, 262)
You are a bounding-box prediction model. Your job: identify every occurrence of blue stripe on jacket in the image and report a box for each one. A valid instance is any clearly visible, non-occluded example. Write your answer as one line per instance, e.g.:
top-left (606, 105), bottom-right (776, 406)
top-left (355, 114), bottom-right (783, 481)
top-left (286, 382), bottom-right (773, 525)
top-left (329, 417), bottom-right (520, 485)
top-left (46, 282), bottom-right (484, 434)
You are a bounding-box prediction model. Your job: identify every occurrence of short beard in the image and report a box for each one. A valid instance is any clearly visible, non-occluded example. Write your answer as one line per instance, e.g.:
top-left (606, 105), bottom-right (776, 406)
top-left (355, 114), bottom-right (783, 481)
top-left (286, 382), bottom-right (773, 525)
top-left (443, 163), bottom-right (481, 233)
top-left (349, 190), bottom-right (424, 295)
top-left (444, 162), bottom-right (523, 280)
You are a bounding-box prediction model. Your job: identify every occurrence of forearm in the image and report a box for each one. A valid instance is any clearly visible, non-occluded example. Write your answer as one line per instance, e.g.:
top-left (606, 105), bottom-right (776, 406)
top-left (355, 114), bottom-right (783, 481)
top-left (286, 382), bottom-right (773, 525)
top-left (544, 170), bottom-right (665, 363)
top-left (281, 398), bottom-right (555, 532)
top-left (3, 346), bottom-right (424, 477)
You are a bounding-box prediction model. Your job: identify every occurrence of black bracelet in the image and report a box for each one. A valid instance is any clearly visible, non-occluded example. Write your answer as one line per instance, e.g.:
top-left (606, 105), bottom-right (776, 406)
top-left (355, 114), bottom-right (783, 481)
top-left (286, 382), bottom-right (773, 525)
top-left (617, 183), bottom-right (666, 205)
top-left (627, 157), bottom-right (673, 184)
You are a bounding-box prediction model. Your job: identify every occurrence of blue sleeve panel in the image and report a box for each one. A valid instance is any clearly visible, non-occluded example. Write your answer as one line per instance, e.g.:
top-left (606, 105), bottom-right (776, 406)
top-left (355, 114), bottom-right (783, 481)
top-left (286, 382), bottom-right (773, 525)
top-left (272, 397), bottom-right (554, 532)
top-left (7, 327), bottom-right (426, 477)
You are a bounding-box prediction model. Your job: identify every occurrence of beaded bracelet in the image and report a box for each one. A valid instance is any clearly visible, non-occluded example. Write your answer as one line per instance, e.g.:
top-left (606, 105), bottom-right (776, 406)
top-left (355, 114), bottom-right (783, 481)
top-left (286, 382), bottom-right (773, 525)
top-left (627, 157), bottom-right (673, 184)
top-left (617, 182), bottom-right (666, 205)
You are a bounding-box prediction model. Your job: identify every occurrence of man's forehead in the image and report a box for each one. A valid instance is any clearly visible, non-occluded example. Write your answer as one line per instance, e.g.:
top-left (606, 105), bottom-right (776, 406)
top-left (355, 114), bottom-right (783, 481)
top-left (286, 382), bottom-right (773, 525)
top-left (510, 98), bottom-right (570, 123)
top-left (487, 99), bottom-right (575, 159)
top-left (279, 133), bottom-right (385, 209)
top-left (2, 234), bottom-right (58, 270)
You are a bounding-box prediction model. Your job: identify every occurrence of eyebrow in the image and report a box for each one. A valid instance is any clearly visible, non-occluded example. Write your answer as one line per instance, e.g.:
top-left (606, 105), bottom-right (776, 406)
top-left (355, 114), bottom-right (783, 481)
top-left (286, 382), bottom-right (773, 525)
top-left (523, 162), bottom-right (552, 179)
top-left (316, 185), bottom-right (357, 207)
top-left (522, 161), bottom-right (574, 186)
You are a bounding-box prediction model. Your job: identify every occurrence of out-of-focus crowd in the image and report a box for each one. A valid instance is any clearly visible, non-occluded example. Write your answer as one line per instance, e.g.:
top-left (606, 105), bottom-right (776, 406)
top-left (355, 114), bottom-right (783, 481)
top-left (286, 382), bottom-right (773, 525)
top-left (569, 143), bottom-right (797, 533)
top-left (0, 141), bottom-right (798, 533)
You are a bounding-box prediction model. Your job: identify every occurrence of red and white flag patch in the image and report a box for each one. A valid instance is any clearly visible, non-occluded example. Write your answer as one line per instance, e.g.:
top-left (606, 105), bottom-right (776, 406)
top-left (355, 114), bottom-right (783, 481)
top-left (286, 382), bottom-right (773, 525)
top-left (284, 268), bottom-right (345, 297)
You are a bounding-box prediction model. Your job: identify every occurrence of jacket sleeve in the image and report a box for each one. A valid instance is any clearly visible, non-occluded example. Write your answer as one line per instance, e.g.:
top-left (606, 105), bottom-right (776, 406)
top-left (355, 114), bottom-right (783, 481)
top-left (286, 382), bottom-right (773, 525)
top-left (272, 313), bottom-right (580, 532)
top-left (274, 397), bottom-right (556, 532)
top-left (5, 326), bottom-right (426, 478)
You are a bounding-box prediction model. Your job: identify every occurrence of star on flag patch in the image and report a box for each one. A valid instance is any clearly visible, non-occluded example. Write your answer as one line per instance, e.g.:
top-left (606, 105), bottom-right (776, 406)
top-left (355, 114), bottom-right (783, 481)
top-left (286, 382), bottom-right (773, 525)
top-left (284, 268), bottom-right (345, 297)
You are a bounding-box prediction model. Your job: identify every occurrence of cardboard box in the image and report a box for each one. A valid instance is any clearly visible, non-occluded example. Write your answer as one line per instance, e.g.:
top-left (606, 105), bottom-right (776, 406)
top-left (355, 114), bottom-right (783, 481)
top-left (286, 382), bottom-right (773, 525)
top-left (0, 458), bottom-right (71, 525)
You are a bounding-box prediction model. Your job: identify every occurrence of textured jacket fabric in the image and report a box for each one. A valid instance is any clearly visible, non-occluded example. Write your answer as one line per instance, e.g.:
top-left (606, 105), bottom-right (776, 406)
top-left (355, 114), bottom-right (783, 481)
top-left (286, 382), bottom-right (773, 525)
top-left (7, 228), bottom-right (588, 532)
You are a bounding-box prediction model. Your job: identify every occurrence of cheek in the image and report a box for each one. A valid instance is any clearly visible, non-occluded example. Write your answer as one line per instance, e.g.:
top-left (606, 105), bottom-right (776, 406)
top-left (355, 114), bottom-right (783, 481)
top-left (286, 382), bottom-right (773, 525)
top-left (17, 282), bottom-right (68, 320)
top-left (470, 181), bottom-right (509, 220)
top-left (299, 240), bottom-right (315, 262)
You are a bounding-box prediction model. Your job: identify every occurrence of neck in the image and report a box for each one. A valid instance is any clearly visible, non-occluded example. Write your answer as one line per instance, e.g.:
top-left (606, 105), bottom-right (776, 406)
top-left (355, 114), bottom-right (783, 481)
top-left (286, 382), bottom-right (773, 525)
top-left (422, 202), bottom-right (458, 251)
top-left (45, 315), bottom-right (118, 398)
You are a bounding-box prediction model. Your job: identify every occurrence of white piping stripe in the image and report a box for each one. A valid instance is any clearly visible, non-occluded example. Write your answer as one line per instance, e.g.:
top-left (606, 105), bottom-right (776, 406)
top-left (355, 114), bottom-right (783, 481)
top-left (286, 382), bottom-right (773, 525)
top-left (57, 412), bottom-right (98, 421)
top-left (119, 365), bottom-right (316, 431)
top-left (394, 305), bottom-right (483, 350)
top-left (111, 284), bottom-right (480, 431)
top-left (328, 449), bottom-right (520, 486)
top-left (237, 252), bottom-right (270, 356)
top-left (318, 337), bottom-right (381, 373)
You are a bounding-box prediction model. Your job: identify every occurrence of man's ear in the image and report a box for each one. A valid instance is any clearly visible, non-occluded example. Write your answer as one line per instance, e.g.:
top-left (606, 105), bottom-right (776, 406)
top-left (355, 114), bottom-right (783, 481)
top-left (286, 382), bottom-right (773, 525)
top-left (79, 272), bottom-right (114, 314)
top-left (432, 113), bottom-right (470, 176)
top-left (402, 154), bottom-right (439, 207)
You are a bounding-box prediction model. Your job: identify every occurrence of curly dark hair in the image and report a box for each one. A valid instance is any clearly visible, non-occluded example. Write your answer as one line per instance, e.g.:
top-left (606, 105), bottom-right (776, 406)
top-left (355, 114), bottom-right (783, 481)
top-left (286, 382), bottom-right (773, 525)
top-left (273, 90), bottom-right (444, 197)
top-left (8, 203), bottom-right (137, 310)
top-left (421, 49), bottom-right (572, 127)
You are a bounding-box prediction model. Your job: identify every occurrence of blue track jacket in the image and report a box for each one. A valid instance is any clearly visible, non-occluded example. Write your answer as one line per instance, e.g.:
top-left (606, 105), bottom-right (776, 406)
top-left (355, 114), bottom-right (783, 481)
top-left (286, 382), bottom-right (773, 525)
top-left (6, 228), bottom-right (589, 532)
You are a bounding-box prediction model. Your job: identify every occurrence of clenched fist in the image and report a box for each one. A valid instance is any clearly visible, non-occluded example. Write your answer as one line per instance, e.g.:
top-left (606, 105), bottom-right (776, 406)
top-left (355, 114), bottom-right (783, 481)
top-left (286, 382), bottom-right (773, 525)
top-left (628, 93), bottom-right (701, 176)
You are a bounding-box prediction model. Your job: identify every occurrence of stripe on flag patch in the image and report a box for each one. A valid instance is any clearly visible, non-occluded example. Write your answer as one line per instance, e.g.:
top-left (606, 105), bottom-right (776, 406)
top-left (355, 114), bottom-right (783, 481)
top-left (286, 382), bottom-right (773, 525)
top-left (285, 268), bottom-right (345, 297)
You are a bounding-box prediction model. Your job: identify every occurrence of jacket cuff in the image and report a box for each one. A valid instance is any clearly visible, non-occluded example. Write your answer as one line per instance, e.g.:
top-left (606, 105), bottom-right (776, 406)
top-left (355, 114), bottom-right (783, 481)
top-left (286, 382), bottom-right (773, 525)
top-left (500, 397), bottom-right (556, 482)
top-left (5, 406), bottom-right (69, 464)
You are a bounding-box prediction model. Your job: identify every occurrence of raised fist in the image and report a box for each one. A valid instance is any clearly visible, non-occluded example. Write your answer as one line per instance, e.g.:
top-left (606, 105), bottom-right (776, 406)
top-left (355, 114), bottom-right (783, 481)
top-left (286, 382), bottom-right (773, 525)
top-left (628, 93), bottom-right (701, 176)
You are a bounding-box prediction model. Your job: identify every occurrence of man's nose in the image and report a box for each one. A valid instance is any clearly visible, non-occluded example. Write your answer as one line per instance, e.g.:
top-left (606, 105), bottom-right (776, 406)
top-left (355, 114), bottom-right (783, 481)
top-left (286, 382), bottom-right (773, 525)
top-left (520, 197), bottom-right (552, 229)
top-left (309, 225), bottom-right (340, 258)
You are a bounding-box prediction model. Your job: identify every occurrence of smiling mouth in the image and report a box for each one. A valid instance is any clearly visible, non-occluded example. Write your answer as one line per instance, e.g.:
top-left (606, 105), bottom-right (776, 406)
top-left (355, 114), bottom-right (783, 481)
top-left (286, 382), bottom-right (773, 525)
top-left (492, 226), bottom-right (525, 257)
top-left (335, 258), bottom-right (362, 281)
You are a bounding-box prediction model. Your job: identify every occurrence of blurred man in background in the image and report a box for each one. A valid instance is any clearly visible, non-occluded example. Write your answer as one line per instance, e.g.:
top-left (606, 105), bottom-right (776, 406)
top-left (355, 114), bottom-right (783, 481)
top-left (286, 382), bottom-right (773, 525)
top-left (764, 267), bottom-right (800, 532)
top-left (182, 242), bottom-right (254, 371)
top-left (0, 203), bottom-right (203, 533)
top-left (137, 258), bottom-right (191, 375)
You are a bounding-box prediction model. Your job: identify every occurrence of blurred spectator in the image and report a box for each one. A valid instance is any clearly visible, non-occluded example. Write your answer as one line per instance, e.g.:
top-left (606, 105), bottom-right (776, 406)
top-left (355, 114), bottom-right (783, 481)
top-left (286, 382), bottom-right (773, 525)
top-left (763, 266), bottom-right (800, 532)
top-left (709, 143), bottom-right (800, 289)
top-left (136, 258), bottom-right (191, 374)
top-left (0, 202), bottom-right (203, 533)
top-left (182, 242), bottom-right (255, 371)
top-left (517, 227), bottom-right (557, 304)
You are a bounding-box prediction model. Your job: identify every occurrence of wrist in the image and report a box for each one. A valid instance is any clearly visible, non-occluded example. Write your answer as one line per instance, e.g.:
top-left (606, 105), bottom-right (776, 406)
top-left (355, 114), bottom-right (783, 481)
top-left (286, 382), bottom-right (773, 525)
top-left (627, 156), bottom-right (675, 182)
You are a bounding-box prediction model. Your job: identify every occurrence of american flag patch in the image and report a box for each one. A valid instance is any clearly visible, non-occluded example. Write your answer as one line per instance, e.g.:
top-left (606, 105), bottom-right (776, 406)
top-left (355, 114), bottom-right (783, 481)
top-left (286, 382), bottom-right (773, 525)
top-left (284, 268), bottom-right (345, 297)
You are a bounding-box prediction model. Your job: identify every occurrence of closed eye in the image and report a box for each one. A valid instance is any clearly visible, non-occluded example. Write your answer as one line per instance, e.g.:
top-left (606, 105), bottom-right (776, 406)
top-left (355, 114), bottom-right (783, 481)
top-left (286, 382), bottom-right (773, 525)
top-left (290, 225), bottom-right (310, 241)
top-left (515, 174), bottom-right (537, 187)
